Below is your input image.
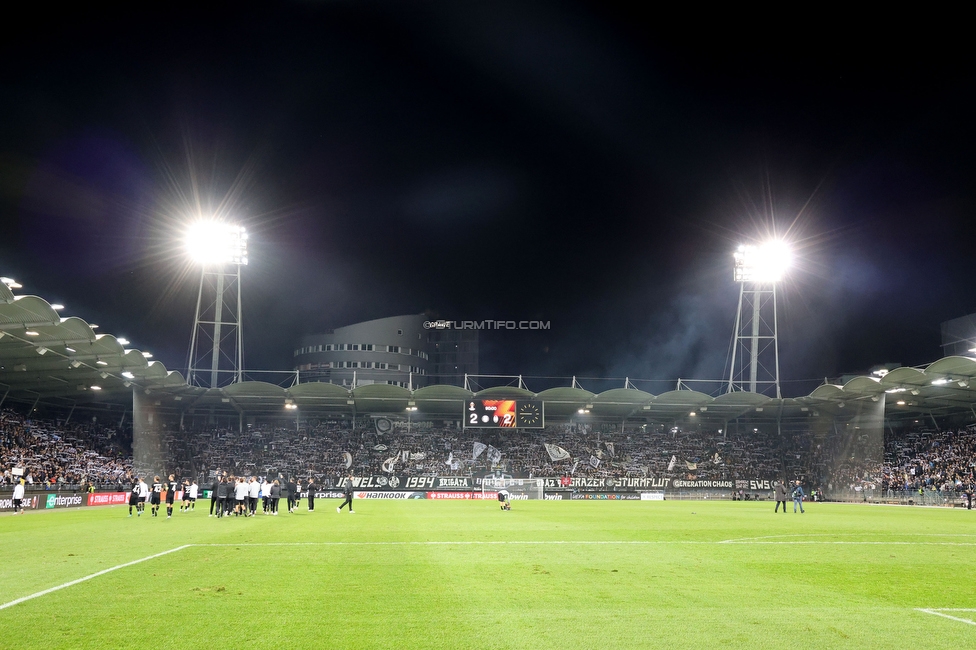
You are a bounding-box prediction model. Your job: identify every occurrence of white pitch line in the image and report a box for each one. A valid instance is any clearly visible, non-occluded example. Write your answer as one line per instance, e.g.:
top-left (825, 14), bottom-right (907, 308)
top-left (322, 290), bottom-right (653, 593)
top-left (720, 532), bottom-right (976, 544)
top-left (0, 545), bottom-right (192, 612)
top-left (916, 608), bottom-right (976, 626)
top-left (194, 540), bottom-right (711, 547)
top-left (726, 541), bottom-right (976, 545)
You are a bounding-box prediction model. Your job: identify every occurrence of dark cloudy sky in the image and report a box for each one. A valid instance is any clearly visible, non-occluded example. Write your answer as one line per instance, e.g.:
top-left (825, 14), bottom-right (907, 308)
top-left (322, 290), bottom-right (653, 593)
top-left (1, 3), bottom-right (973, 396)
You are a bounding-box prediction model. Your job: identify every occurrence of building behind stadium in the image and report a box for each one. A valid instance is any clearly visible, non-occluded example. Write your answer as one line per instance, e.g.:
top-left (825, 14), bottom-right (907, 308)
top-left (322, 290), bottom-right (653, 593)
top-left (293, 314), bottom-right (478, 389)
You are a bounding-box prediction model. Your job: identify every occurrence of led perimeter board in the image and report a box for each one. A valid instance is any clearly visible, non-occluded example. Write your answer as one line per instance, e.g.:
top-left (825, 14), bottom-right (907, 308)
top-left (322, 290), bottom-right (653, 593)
top-left (464, 400), bottom-right (545, 429)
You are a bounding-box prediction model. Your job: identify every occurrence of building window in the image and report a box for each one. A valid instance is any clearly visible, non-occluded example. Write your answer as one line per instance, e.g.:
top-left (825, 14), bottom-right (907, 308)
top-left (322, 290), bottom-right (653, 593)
top-left (363, 344), bottom-right (373, 351)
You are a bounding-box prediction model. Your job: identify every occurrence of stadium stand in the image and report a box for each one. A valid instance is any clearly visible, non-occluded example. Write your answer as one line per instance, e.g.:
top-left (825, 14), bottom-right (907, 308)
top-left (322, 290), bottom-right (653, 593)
top-left (1, 408), bottom-right (133, 489)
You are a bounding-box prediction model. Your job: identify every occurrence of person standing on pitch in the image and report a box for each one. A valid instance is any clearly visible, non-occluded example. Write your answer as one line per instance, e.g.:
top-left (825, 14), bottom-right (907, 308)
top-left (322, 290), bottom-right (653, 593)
top-left (270, 479), bottom-right (281, 515)
top-left (150, 476), bottom-right (163, 517)
top-left (137, 477), bottom-right (150, 515)
top-left (774, 480), bottom-right (788, 513)
top-left (12, 478), bottom-right (25, 514)
top-left (216, 476), bottom-right (229, 518)
top-left (210, 476), bottom-right (220, 516)
top-left (792, 480), bottom-right (805, 514)
top-left (165, 474), bottom-right (178, 518)
top-left (261, 477), bottom-right (273, 514)
top-left (248, 476), bottom-right (260, 516)
top-left (128, 477), bottom-right (140, 517)
top-left (181, 479), bottom-right (191, 512)
top-left (306, 477), bottom-right (317, 512)
top-left (336, 474), bottom-right (354, 513)
top-left (286, 478), bottom-right (297, 513)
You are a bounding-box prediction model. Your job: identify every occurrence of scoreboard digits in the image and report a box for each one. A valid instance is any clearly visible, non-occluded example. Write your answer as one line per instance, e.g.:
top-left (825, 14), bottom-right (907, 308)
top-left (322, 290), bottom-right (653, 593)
top-left (464, 400), bottom-right (544, 429)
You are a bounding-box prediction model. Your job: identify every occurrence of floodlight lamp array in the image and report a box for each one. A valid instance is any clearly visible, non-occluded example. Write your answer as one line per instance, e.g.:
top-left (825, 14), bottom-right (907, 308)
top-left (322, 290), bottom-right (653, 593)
top-left (185, 221), bottom-right (249, 266)
top-left (733, 241), bottom-right (791, 283)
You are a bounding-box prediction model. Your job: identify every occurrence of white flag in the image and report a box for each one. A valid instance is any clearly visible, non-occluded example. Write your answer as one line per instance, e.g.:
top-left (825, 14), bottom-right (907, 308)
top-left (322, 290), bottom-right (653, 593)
top-left (382, 457), bottom-right (397, 473)
top-left (667, 455), bottom-right (677, 471)
top-left (445, 452), bottom-right (454, 466)
top-left (685, 461), bottom-right (697, 470)
top-left (571, 460), bottom-right (580, 475)
top-left (410, 452), bottom-right (426, 461)
top-left (401, 450), bottom-right (410, 463)
top-left (605, 442), bottom-right (615, 457)
top-left (589, 455), bottom-right (600, 469)
top-left (487, 445), bottom-right (502, 465)
top-left (544, 444), bottom-right (571, 461)
top-left (343, 452), bottom-right (353, 469)
top-left (473, 442), bottom-right (487, 460)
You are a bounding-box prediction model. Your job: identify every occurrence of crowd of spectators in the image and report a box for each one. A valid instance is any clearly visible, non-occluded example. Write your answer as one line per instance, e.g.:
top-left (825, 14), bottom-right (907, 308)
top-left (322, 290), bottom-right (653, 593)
top-left (788, 424), bottom-right (976, 498)
top-left (152, 420), bottom-right (785, 485)
top-left (1, 409), bottom-right (133, 489)
top-left (5, 406), bottom-right (976, 500)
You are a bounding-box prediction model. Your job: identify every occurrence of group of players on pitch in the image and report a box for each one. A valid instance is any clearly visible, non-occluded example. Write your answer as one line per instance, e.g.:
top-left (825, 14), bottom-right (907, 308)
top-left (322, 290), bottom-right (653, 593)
top-left (126, 473), bottom-right (357, 519)
top-left (127, 475), bottom-right (198, 518)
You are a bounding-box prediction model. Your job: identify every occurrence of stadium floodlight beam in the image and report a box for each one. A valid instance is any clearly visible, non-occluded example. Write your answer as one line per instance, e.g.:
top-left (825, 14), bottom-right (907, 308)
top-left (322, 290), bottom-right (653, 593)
top-left (726, 240), bottom-right (791, 397)
top-left (185, 220), bottom-right (248, 388)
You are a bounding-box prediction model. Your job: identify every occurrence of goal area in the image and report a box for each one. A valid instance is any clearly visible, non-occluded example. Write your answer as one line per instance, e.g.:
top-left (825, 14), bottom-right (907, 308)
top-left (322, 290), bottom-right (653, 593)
top-left (481, 477), bottom-right (544, 500)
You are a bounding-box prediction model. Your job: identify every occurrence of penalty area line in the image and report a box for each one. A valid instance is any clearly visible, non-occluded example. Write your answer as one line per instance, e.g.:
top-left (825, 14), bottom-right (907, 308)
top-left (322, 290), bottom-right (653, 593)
top-left (916, 608), bottom-right (976, 626)
top-left (0, 544), bottom-right (193, 612)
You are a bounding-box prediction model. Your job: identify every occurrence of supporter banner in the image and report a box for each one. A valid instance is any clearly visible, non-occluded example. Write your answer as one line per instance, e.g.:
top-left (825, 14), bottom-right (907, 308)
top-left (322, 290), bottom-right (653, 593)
top-left (335, 475), bottom-right (773, 492)
top-left (671, 480), bottom-right (734, 489)
top-left (640, 492), bottom-right (665, 501)
top-left (735, 479), bottom-right (776, 491)
top-left (540, 477), bottom-right (672, 490)
top-left (570, 493), bottom-right (641, 500)
top-left (350, 475), bottom-right (474, 490)
top-left (88, 492), bottom-right (129, 506)
top-left (0, 493), bottom-right (42, 511)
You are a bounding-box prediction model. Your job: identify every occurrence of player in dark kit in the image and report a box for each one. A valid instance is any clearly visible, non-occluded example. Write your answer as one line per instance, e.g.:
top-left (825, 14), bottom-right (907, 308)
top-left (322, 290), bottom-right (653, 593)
top-left (306, 477), bottom-right (315, 512)
top-left (165, 474), bottom-right (178, 518)
top-left (150, 476), bottom-right (163, 517)
top-left (181, 479), bottom-right (191, 512)
top-left (128, 478), bottom-right (140, 517)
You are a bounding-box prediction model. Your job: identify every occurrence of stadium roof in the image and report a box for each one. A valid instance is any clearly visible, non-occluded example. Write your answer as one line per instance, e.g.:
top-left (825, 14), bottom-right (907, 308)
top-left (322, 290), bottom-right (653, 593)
top-left (4, 280), bottom-right (976, 421)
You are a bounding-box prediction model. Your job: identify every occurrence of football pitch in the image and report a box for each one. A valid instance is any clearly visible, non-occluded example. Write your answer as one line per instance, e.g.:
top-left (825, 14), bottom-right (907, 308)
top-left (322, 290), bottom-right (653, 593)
top-left (1, 499), bottom-right (974, 649)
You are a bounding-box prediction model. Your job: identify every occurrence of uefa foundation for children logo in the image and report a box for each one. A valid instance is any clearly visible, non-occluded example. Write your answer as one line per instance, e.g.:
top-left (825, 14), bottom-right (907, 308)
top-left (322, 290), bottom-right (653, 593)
top-left (424, 320), bottom-right (550, 330)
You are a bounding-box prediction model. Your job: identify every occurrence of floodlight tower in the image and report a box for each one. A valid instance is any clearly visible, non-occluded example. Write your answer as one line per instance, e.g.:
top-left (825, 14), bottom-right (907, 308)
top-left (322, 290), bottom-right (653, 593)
top-left (185, 221), bottom-right (248, 388)
top-left (726, 241), bottom-right (790, 397)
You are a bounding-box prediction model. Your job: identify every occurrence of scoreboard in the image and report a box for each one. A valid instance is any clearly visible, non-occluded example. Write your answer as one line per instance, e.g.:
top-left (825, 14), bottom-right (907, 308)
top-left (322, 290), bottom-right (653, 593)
top-left (464, 399), bottom-right (545, 429)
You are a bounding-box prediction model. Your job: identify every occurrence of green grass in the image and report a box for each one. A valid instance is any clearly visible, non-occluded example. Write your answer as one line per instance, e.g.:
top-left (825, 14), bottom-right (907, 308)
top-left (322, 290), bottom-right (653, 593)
top-left (1, 500), bottom-right (975, 649)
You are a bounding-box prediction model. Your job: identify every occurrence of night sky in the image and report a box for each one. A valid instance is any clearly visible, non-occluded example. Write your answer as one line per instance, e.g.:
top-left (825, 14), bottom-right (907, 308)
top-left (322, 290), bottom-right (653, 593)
top-left (1, 3), bottom-right (973, 396)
